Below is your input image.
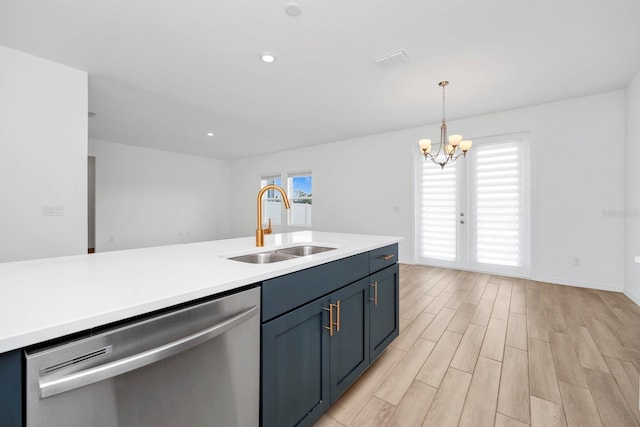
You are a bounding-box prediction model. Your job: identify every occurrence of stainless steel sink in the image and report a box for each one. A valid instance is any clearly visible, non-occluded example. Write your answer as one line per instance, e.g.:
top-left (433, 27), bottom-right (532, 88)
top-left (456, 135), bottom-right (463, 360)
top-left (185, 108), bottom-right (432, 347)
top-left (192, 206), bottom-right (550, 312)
top-left (274, 245), bottom-right (335, 257)
top-left (228, 252), bottom-right (298, 264)
top-left (226, 245), bottom-right (337, 264)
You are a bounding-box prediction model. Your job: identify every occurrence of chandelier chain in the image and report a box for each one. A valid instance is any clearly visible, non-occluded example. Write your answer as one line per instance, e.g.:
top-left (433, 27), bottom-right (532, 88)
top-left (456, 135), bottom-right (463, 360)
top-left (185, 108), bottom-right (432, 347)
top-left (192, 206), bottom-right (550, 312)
top-left (442, 83), bottom-right (446, 122)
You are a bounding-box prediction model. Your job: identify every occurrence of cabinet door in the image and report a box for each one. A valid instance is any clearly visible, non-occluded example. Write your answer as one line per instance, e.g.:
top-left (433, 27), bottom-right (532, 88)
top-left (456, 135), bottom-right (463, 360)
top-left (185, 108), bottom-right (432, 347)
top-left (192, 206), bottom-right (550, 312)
top-left (0, 350), bottom-right (22, 427)
top-left (329, 278), bottom-right (370, 402)
top-left (369, 263), bottom-right (400, 362)
top-left (262, 296), bottom-right (331, 427)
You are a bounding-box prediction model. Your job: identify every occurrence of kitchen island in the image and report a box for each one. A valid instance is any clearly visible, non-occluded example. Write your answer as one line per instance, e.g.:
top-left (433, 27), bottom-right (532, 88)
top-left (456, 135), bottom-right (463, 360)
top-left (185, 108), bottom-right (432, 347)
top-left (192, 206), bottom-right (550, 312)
top-left (0, 231), bottom-right (400, 353)
top-left (0, 231), bottom-right (400, 427)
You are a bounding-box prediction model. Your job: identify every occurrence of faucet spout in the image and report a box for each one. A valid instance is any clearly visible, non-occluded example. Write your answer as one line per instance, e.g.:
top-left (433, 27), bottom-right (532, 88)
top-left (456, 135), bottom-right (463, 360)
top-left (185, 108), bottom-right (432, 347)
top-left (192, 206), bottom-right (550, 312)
top-left (256, 184), bottom-right (291, 247)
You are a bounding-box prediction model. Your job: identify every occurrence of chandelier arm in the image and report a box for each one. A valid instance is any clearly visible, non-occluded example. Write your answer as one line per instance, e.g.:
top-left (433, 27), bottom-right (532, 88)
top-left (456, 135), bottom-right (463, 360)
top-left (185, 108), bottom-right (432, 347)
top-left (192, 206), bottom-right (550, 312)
top-left (432, 121), bottom-right (446, 160)
top-left (452, 151), bottom-right (467, 162)
top-left (424, 152), bottom-right (442, 168)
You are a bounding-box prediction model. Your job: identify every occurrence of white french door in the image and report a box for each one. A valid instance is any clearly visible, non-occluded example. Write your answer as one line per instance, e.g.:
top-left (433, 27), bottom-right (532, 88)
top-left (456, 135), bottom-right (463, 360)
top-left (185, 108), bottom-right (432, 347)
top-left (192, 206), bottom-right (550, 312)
top-left (416, 133), bottom-right (530, 276)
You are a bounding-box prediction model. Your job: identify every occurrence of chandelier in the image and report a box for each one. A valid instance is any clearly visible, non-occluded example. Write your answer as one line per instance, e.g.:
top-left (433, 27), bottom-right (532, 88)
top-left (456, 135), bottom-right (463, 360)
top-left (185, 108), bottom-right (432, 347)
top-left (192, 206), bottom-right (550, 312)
top-left (418, 81), bottom-right (472, 169)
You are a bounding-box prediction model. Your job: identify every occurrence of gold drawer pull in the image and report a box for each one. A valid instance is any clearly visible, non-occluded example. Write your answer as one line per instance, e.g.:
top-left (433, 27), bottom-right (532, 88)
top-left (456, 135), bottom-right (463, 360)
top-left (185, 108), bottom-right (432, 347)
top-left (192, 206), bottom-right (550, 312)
top-left (379, 254), bottom-right (395, 261)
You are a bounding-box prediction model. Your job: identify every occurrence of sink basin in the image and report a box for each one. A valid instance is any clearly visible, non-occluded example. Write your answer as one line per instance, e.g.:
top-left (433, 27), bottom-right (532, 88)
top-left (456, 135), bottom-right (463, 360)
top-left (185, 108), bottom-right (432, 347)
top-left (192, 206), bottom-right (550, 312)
top-left (226, 245), bottom-right (337, 264)
top-left (228, 252), bottom-right (298, 264)
top-left (274, 245), bottom-right (336, 257)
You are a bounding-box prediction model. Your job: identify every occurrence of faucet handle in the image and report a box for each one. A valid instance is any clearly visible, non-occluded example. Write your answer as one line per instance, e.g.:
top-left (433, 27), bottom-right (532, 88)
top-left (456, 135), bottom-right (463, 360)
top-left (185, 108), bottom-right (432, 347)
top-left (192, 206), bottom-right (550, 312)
top-left (264, 218), bottom-right (272, 235)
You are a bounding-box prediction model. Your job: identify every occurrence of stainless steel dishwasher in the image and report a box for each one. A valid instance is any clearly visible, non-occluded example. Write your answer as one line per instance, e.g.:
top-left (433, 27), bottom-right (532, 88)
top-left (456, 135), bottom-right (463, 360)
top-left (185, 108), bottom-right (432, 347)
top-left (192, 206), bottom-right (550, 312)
top-left (25, 285), bottom-right (260, 427)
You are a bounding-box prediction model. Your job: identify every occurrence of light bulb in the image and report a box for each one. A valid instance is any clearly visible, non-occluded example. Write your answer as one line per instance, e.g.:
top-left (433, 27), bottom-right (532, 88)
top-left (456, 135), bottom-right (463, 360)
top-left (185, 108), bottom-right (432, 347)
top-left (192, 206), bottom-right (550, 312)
top-left (418, 139), bottom-right (431, 150)
top-left (449, 134), bottom-right (462, 146)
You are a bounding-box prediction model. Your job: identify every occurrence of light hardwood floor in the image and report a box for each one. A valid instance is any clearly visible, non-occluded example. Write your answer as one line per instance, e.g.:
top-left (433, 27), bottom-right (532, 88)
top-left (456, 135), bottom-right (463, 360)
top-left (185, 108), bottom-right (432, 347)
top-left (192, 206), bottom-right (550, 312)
top-left (314, 264), bottom-right (640, 427)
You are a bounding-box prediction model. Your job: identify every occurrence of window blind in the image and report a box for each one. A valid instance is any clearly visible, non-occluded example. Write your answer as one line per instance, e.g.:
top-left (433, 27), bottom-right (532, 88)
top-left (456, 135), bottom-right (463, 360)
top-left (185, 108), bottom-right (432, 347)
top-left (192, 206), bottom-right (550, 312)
top-left (473, 142), bottom-right (522, 266)
top-left (418, 161), bottom-right (457, 261)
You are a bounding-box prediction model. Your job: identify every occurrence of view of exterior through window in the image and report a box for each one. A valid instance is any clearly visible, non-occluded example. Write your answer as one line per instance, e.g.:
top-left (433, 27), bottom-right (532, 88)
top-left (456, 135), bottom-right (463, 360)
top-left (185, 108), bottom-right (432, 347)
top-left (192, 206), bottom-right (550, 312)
top-left (261, 172), bottom-right (312, 227)
top-left (288, 174), bottom-right (312, 226)
top-left (260, 176), bottom-right (283, 225)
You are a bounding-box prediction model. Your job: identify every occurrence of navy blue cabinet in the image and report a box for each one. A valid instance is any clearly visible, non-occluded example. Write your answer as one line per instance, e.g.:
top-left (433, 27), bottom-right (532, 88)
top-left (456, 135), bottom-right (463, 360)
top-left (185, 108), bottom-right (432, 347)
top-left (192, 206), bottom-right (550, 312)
top-left (261, 278), bottom-right (370, 427)
top-left (329, 278), bottom-right (370, 400)
top-left (261, 245), bottom-right (399, 427)
top-left (369, 263), bottom-right (399, 362)
top-left (0, 350), bottom-right (22, 427)
top-left (262, 294), bottom-right (331, 427)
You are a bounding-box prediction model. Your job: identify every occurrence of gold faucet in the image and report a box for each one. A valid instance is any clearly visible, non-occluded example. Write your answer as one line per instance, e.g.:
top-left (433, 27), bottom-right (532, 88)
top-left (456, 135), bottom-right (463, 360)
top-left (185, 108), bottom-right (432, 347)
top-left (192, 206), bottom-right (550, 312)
top-left (256, 184), bottom-right (291, 247)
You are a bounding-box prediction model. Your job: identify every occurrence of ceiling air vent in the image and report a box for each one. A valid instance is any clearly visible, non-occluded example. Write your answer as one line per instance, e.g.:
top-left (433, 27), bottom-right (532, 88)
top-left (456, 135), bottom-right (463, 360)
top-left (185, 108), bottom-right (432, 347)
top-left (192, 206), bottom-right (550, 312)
top-left (375, 49), bottom-right (409, 67)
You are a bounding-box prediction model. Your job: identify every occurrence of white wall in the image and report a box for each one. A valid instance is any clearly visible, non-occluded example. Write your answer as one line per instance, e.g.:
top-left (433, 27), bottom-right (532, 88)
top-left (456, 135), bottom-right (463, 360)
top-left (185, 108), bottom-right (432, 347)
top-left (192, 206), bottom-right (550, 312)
top-left (0, 45), bottom-right (87, 263)
top-left (89, 139), bottom-right (230, 252)
top-left (625, 72), bottom-right (640, 304)
top-left (230, 91), bottom-right (626, 291)
top-left (229, 131), bottom-right (414, 260)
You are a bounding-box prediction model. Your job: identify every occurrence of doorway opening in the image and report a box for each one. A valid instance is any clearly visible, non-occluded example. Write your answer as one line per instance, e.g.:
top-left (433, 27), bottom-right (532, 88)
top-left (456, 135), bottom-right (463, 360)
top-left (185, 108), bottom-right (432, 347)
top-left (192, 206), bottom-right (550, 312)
top-left (415, 132), bottom-right (530, 277)
top-left (88, 156), bottom-right (96, 253)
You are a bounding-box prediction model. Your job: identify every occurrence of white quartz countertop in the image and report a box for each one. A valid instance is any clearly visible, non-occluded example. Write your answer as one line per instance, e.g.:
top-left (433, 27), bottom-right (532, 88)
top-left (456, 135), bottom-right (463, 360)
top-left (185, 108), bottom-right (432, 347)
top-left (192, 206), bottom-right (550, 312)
top-left (0, 231), bottom-right (401, 353)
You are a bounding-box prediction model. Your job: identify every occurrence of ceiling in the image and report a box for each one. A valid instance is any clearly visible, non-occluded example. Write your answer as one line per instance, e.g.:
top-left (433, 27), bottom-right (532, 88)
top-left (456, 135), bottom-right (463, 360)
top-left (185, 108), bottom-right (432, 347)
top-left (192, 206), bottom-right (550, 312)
top-left (1, 0), bottom-right (639, 160)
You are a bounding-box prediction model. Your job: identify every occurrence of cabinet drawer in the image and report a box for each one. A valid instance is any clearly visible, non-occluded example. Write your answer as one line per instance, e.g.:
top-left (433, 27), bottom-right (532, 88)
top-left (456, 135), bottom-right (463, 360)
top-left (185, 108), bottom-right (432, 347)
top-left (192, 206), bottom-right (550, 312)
top-left (262, 253), bottom-right (369, 322)
top-left (369, 244), bottom-right (398, 274)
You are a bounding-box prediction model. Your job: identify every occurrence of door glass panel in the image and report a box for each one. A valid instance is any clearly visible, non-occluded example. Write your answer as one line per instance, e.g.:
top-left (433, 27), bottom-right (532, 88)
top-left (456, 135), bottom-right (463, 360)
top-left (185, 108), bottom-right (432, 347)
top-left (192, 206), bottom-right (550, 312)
top-left (473, 142), bottom-right (522, 267)
top-left (417, 160), bottom-right (457, 262)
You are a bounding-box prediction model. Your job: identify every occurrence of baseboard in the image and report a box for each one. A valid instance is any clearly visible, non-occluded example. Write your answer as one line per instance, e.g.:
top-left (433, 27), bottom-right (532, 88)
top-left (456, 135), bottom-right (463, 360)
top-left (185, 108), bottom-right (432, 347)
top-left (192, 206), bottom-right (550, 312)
top-left (407, 263), bottom-right (639, 307)
top-left (623, 288), bottom-right (640, 307)
top-left (532, 274), bottom-right (623, 293)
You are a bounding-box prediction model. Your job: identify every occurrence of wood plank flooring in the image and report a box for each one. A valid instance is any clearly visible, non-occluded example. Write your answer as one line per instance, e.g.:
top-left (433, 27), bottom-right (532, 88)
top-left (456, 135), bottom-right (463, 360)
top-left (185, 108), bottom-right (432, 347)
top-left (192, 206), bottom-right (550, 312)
top-left (315, 264), bottom-right (640, 427)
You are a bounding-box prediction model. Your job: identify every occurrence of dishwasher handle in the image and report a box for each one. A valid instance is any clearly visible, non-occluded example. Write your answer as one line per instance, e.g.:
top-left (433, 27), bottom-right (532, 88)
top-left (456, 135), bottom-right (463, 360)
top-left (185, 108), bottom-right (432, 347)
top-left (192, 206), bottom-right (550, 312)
top-left (39, 304), bottom-right (259, 399)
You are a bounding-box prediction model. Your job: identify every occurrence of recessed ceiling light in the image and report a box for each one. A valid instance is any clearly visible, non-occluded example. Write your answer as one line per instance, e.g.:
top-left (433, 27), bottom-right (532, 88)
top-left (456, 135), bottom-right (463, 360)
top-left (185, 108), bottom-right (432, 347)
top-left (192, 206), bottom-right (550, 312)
top-left (206, 132), bottom-right (215, 137)
top-left (261, 53), bottom-right (276, 63)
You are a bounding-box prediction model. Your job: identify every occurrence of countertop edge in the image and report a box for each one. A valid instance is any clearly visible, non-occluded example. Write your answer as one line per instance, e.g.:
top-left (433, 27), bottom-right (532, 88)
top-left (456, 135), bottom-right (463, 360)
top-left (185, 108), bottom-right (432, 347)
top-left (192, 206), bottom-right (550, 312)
top-left (0, 232), bottom-right (401, 353)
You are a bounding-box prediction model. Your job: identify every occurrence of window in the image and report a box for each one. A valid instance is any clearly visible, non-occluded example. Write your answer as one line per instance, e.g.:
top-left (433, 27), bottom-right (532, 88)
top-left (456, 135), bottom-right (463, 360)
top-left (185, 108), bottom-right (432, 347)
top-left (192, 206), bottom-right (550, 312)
top-left (260, 172), bottom-right (313, 227)
top-left (288, 173), bottom-right (312, 227)
top-left (261, 175), bottom-right (283, 225)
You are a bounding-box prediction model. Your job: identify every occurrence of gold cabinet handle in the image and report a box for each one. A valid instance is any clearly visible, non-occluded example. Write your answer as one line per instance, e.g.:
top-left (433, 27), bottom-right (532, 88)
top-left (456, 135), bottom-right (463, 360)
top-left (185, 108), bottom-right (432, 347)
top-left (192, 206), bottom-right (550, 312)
top-left (323, 305), bottom-right (334, 336)
top-left (323, 303), bottom-right (339, 336)
top-left (369, 281), bottom-right (378, 306)
top-left (379, 254), bottom-right (395, 261)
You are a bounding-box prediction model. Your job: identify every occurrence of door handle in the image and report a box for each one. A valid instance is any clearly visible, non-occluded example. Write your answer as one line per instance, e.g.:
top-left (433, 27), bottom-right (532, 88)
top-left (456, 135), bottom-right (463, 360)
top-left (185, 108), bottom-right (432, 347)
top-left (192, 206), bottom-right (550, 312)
top-left (38, 304), bottom-right (259, 399)
top-left (369, 281), bottom-right (378, 306)
top-left (324, 302), bottom-right (339, 336)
